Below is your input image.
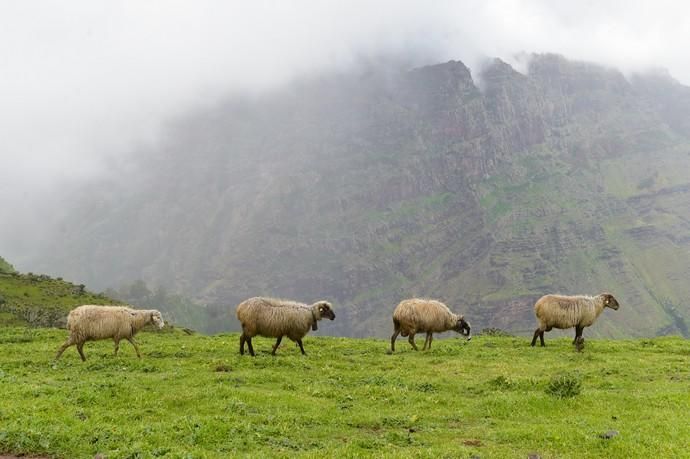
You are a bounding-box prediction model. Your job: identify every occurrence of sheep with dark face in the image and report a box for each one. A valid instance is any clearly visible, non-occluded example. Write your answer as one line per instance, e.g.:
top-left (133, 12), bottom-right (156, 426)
top-left (236, 297), bottom-right (335, 356)
top-left (55, 305), bottom-right (164, 361)
top-left (390, 299), bottom-right (471, 352)
top-left (531, 293), bottom-right (620, 347)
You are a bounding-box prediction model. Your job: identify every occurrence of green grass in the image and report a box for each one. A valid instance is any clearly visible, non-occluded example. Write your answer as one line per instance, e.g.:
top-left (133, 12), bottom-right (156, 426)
top-left (1, 328), bottom-right (688, 458)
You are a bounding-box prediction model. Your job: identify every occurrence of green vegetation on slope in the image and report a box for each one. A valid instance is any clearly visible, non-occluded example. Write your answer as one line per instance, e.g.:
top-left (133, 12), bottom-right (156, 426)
top-left (0, 328), bottom-right (688, 458)
top-left (0, 261), bottom-right (211, 332)
top-left (0, 256), bottom-right (15, 274)
top-left (0, 271), bottom-right (116, 327)
top-left (467, 141), bottom-right (690, 338)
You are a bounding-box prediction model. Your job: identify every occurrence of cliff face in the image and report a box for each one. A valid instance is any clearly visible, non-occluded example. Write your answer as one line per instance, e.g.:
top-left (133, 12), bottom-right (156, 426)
top-left (33, 54), bottom-right (690, 337)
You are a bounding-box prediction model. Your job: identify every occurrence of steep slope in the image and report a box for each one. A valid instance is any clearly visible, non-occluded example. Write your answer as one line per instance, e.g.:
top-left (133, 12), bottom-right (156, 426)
top-left (28, 54), bottom-right (690, 337)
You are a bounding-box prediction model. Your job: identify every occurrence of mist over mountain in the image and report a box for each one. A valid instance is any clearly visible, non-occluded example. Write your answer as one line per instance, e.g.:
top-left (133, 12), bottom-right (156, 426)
top-left (23, 54), bottom-right (690, 337)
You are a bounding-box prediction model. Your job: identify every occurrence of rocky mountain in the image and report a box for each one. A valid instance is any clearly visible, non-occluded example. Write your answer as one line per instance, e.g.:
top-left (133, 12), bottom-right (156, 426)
top-left (29, 54), bottom-right (690, 337)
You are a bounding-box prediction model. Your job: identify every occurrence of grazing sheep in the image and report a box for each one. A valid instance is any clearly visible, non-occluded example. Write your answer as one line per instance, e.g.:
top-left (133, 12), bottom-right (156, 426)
top-left (54, 305), bottom-right (164, 361)
top-left (530, 293), bottom-right (620, 347)
top-left (390, 299), bottom-right (471, 352)
top-left (236, 297), bottom-right (335, 356)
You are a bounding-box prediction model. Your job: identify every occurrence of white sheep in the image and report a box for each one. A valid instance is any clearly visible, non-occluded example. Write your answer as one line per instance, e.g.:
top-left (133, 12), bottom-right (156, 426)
top-left (530, 293), bottom-right (620, 347)
top-left (54, 305), bottom-right (164, 361)
top-left (236, 297), bottom-right (335, 356)
top-left (390, 298), bottom-right (471, 352)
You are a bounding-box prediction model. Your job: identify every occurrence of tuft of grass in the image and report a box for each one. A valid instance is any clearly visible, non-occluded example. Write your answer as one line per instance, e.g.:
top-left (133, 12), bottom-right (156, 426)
top-left (546, 373), bottom-right (583, 398)
top-left (489, 375), bottom-right (516, 391)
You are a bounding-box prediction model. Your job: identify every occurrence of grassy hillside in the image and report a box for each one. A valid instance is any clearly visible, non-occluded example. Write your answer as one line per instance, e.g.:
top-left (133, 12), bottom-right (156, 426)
top-left (0, 260), bottom-right (215, 333)
top-left (0, 328), bottom-right (687, 458)
top-left (0, 271), bottom-right (116, 327)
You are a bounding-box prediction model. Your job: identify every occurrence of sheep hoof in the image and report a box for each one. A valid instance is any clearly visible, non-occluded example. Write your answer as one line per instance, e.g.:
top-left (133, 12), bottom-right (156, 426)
top-left (575, 337), bottom-right (585, 352)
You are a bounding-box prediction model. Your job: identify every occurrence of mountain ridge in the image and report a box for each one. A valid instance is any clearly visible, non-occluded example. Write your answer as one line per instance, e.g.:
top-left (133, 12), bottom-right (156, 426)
top-left (24, 53), bottom-right (690, 337)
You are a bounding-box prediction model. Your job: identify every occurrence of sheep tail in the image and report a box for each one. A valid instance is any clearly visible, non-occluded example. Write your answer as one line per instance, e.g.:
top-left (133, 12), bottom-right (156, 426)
top-left (394, 318), bottom-right (408, 337)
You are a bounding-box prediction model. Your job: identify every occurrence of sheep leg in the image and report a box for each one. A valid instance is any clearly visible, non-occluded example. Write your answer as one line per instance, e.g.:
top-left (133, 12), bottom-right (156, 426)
top-left (427, 333), bottom-right (433, 349)
top-left (539, 330), bottom-right (545, 347)
top-left (390, 329), bottom-right (400, 352)
top-left (76, 342), bottom-right (87, 362)
top-left (530, 328), bottom-right (541, 347)
top-left (272, 336), bottom-right (283, 355)
top-left (575, 336), bottom-right (585, 352)
top-left (113, 338), bottom-right (120, 356)
top-left (127, 337), bottom-right (142, 358)
top-left (422, 333), bottom-right (432, 350)
top-left (246, 337), bottom-right (255, 357)
top-left (572, 326), bottom-right (583, 345)
top-left (296, 339), bottom-right (306, 355)
top-left (54, 337), bottom-right (74, 361)
top-left (239, 333), bottom-right (246, 355)
top-left (408, 334), bottom-right (419, 351)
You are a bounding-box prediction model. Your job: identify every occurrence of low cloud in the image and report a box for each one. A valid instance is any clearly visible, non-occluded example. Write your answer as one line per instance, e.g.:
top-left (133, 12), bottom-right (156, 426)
top-left (1, 0), bottom-right (689, 260)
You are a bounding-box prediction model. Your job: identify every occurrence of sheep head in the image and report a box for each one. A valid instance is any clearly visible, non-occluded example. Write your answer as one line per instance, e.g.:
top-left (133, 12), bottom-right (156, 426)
top-left (149, 310), bottom-right (165, 329)
top-left (314, 301), bottom-right (336, 320)
top-left (454, 315), bottom-right (472, 340)
top-left (601, 293), bottom-right (620, 311)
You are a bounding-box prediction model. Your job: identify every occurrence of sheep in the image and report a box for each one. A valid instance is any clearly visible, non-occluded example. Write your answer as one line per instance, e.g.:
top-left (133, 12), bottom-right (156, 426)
top-left (390, 298), bottom-right (471, 352)
top-left (530, 293), bottom-right (620, 347)
top-left (54, 305), bottom-right (164, 361)
top-left (236, 297), bottom-right (335, 356)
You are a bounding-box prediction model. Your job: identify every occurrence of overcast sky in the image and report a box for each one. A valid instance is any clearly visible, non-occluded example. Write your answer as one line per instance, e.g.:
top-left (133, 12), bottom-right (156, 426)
top-left (1, 0), bottom-right (690, 258)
